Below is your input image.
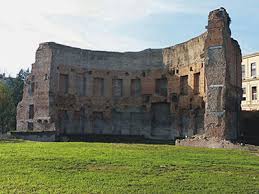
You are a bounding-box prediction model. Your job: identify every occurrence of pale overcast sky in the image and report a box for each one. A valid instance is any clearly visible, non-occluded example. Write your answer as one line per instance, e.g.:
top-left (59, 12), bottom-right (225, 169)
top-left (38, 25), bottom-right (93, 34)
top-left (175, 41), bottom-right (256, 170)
top-left (0, 0), bottom-right (258, 76)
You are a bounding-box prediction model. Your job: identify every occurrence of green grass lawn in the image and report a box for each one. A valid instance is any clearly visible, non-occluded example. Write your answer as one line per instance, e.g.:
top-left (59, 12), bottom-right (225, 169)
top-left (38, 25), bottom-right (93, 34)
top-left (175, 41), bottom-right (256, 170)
top-left (0, 141), bottom-right (258, 193)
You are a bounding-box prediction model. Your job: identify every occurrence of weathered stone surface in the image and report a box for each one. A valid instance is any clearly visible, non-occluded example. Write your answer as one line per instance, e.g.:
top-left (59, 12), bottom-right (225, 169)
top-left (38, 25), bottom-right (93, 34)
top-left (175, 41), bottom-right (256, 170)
top-left (16, 8), bottom-right (242, 143)
top-left (204, 8), bottom-right (242, 140)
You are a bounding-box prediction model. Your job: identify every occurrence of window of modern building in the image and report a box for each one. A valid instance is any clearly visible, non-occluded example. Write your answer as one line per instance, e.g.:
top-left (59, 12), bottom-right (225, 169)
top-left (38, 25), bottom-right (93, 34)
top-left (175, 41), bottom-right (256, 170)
top-left (180, 76), bottom-right (188, 95)
top-left (242, 87), bottom-right (246, 101)
top-left (251, 63), bottom-right (256, 77)
top-left (155, 78), bottom-right (168, 97)
top-left (194, 73), bottom-right (200, 94)
top-left (252, 86), bottom-right (257, 100)
top-left (93, 78), bottom-right (104, 97)
top-left (59, 74), bottom-right (69, 94)
top-left (242, 65), bottom-right (245, 79)
top-left (131, 79), bottom-right (141, 97)
top-left (112, 79), bottom-right (123, 97)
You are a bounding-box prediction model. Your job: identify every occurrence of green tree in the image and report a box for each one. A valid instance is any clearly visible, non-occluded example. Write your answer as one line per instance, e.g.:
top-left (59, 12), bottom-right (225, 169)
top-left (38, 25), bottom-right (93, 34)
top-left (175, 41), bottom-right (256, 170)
top-left (8, 69), bottom-right (29, 107)
top-left (0, 83), bottom-right (15, 133)
top-left (0, 69), bottom-right (28, 133)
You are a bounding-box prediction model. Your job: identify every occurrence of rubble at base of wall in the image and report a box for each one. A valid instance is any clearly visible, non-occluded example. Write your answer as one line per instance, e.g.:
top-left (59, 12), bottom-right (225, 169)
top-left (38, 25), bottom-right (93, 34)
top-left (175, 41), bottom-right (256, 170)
top-left (175, 135), bottom-right (243, 149)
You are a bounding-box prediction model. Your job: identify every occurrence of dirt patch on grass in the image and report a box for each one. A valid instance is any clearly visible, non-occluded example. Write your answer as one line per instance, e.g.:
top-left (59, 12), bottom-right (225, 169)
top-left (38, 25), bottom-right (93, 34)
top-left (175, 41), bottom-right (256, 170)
top-left (176, 135), bottom-right (259, 150)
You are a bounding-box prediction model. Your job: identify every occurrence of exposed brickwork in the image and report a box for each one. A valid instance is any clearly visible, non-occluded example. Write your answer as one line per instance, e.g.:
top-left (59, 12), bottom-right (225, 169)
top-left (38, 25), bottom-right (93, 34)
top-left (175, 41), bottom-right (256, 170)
top-left (204, 8), bottom-right (242, 140)
top-left (17, 8), bottom-right (242, 142)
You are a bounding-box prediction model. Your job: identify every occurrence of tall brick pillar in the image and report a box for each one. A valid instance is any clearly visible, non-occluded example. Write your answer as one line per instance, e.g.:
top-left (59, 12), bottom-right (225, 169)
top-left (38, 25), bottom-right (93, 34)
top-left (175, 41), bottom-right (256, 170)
top-left (204, 8), bottom-right (242, 140)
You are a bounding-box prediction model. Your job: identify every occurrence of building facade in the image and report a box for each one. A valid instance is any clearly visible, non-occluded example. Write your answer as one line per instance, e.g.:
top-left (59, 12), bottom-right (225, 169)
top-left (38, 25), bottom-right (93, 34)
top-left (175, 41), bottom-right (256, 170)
top-left (242, 53), bottom-right (259, 111)
top-left (16, 8), bottom-right (242, 141)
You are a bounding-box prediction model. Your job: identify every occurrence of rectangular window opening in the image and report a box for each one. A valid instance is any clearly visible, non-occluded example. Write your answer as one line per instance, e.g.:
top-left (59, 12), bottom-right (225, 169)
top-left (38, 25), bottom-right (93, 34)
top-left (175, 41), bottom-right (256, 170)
top-left (29, 104), bottom-right (34, 119)
top-left (76, 75), bottom-right (87, 96)
top-left (194, 73), bottom-right (200, 95)
top-left (93, 78), bottom-right (104, 97)
top-left (180, 76), bottom-right (188, 95)
top-left (59, 74), bottom-right (69, 94)
top-left (155, 78), bottom-right (168, 97)
top-left (242, 65), bottom-right (245, 79)
top-left (93, 112), bottom-right (104, 133)
top-left (242, 87), bottom-right (246, 101)
top-left (28, 122), bottom-right (33, 131)
top-left (112, 79), bottom-right (123, 97)
top-left (252, 86), bottom-right (257, 100)
top-left (28, 82), bottom-right (35, 96)
top-left (251, 63), bottom-right (256, 77)
top-left (131, 79), bottom-right (141, 97)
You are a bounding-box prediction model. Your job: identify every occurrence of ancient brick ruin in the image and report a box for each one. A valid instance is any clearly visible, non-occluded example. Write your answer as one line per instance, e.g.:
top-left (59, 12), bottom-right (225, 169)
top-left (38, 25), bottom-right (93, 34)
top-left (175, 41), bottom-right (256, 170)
top-left (16, 8), bottom-right (242, 142)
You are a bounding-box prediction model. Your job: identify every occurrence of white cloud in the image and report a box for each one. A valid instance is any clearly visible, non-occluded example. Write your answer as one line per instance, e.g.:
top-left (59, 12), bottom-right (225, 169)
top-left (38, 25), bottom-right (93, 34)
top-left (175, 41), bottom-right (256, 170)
top-left (0, 0), bottom-right (209, 76)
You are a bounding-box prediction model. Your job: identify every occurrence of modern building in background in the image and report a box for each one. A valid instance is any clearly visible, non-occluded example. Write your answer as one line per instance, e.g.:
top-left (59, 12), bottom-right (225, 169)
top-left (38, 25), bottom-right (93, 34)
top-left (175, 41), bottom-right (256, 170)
top-left (242, 53), bottom-right (259, 111)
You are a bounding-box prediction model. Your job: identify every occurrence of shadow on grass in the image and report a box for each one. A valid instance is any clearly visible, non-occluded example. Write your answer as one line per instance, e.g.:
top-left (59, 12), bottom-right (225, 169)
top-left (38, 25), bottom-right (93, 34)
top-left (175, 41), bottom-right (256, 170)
top-left (0, 139), bottom-right (25, 144)
top-left (57, 134), bottom-right (176, 145)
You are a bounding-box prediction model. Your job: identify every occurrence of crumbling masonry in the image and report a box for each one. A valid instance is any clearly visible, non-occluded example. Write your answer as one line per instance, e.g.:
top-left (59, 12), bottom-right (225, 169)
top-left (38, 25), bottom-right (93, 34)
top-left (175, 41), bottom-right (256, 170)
top-left (16, 8), bottom-right (242, 141)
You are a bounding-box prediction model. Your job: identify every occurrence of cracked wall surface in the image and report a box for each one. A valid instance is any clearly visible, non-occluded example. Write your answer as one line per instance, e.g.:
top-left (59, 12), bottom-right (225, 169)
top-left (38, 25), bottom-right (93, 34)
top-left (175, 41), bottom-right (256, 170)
top-left (17, 8), bottom-right (242, 141)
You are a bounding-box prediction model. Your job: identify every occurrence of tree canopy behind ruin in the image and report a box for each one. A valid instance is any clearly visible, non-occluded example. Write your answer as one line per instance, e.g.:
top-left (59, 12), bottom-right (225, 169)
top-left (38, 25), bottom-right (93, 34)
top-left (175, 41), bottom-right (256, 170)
top-left (0, 69), bottom-right (29, 133)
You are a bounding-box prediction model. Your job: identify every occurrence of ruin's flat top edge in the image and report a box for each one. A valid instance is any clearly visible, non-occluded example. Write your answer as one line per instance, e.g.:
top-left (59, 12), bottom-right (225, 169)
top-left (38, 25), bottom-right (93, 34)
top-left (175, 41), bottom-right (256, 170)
top-left (39, 42), bottom-right (162, 54)
top-left (39, 32), bottom-right (207, 54)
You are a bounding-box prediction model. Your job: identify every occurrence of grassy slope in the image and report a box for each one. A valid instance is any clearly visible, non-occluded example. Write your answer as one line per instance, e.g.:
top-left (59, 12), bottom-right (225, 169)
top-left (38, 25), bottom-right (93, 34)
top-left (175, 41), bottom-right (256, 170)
top-left (0, 141), bottom-right (258, 194)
